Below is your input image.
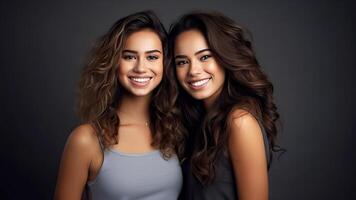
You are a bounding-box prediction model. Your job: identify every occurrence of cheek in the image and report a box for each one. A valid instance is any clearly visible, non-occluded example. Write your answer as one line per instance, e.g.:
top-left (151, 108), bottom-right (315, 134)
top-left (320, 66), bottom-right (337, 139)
top-left (117, 69), bottom-right (125, 84)
top-left (176, 68), bottom-right (187, 85)
top-left (117, 67), bottom-right (124, 76)
top-left (117, 60), bottom-right (130, 75)
top-left (157, 69), bottom-right (163, 82)
top-left (215, 68), bottom-right (226, 87)
top-left (208, 62), bottom-right (225, 80)
top-left (116, 63), bottom-right (123, 76)
top-left (154, 61), bottom-right (164, 77)
top-left (117, 68), bottom-right (127, 84)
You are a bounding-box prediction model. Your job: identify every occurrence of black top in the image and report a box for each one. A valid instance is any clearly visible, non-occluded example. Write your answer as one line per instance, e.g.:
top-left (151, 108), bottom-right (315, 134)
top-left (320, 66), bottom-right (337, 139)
top-left (180, 123), bottom-right (271, 200)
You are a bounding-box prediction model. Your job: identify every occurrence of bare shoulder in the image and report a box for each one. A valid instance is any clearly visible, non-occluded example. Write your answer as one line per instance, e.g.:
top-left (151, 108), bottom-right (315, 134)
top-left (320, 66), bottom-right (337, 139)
top-left (229, 108), bottom-right (261, 134)
top-left (70, 124), bottom-right (97, 141)
top-left (60, 123), bottom-right (101, 169)
top-left (65, 124), bottom-right (99, 152)
top-left (228, 108), bottom-right (265, 155)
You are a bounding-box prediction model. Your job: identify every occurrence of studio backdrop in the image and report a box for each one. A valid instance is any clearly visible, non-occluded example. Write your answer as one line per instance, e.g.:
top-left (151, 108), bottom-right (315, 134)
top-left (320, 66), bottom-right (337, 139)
top-left (0, 0), bottom-right (355, 199)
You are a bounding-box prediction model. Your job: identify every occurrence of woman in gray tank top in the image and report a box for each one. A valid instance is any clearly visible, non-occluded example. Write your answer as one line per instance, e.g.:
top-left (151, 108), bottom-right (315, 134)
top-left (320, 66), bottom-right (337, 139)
top-left (169, 11), bottom-right (281, 199)
top-left (54, 11), bottom-right (184, 200)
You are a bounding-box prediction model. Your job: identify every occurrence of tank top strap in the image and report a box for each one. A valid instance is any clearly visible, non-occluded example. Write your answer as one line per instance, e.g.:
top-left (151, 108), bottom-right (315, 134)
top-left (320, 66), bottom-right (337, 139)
top-left (89, 121), bottom-right (105, 152)
top-left (96, 133), bottom-right (105, 151)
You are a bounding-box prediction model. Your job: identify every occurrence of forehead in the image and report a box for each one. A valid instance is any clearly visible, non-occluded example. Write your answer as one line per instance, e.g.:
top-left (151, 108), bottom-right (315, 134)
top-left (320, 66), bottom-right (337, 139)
top-left (123, 29), bottom-right (162, 51)
top-left (174, 29), bottom-right (209, 55)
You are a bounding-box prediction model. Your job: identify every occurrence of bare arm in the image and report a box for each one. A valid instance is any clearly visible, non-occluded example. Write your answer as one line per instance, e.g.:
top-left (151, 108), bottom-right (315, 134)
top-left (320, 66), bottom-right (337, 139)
top-left (54, 125), bottom-right (96, 200)
top-left (228, 110), bottom-right (269, 200)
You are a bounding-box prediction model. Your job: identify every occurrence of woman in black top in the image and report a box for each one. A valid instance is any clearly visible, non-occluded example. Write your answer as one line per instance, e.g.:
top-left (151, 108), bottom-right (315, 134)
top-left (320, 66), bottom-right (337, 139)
top-left (169, 11), bottom-right (280, 200)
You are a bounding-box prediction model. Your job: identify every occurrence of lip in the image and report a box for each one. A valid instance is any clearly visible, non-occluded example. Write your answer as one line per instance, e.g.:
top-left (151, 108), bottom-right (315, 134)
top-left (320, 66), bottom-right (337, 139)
top-left (187, 77), bottom-right (211, 90)
top-left (129, 76), bottom-right (153, 87)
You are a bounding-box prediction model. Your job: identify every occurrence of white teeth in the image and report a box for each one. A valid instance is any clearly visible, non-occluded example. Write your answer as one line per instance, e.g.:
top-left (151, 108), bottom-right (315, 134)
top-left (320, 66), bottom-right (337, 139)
top-left (191, 78), bottom-right (210, 87)
top-left (130, 77), bottom-right (151, 82)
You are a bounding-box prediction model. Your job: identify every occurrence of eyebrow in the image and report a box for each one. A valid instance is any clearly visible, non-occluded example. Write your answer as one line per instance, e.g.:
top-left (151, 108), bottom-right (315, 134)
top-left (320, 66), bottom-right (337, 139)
top-left (122, 49), bottom-right (162, 54)
top-left (174, 48), bottom-right (211, 59)
top-left (195, 48), bottom-right (211, 55)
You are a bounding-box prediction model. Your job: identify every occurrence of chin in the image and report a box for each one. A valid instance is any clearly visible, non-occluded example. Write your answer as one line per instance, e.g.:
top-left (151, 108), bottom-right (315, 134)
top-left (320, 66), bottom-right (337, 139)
top-left (121, 85), bottom-right (153, 96)
top-left (189, 91), bottom-right (212, 100)
top-left (129, 90), bottom-right (152, 97)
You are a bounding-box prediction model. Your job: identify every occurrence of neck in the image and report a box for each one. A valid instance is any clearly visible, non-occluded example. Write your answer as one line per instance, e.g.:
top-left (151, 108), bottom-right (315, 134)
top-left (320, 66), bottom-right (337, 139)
top-left (203, 88), bottom-right (222, 110)
top-left (117, 91), bottom-right (151, 124)
top-left (203, 98), bottom-right (214, 110)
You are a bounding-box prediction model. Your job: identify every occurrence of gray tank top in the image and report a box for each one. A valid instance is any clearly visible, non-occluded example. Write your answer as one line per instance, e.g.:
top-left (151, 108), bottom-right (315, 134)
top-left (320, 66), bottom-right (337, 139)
top-left (86, 148), bottom-right (182, 200)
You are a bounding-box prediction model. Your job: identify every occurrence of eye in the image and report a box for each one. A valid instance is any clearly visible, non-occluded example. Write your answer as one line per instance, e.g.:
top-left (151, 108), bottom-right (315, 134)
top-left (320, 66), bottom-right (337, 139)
top-left (123, 55), bottom-right (136, 60)
top-left (200, 55), bottom-right (212, 61)
top-left (147, 55), bottom-right (159, 61)
top-left (175, 59), bottom-right (189, 67)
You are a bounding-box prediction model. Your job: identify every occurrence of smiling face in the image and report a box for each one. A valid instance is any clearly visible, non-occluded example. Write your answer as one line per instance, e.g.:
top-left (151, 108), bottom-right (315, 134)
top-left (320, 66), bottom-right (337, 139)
top-left (117, 29), bottom-right (163, 97)
top-left (174, 29), bottom-right (225, 107)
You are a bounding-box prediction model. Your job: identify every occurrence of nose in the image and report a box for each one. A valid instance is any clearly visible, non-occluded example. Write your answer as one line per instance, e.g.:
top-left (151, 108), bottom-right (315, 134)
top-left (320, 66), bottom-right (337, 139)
top-left (133, 57), bottom-right (147, 73)
top-left (188, 59), bottom-right (202, 76)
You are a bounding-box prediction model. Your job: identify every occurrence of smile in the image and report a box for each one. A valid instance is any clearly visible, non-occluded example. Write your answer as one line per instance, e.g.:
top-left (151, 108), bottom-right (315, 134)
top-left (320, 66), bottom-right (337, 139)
top-left (188, 78), bottom-right (211, 89)
top-left (129, 76), bottom-right (153, 87)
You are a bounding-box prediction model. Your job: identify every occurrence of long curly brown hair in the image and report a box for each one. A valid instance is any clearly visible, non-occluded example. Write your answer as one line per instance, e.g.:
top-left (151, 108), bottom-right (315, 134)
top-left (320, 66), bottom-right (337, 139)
top-left (169, 11), bottom-right (282, 184)
top-left (77, 10), bottom-right (185, 159)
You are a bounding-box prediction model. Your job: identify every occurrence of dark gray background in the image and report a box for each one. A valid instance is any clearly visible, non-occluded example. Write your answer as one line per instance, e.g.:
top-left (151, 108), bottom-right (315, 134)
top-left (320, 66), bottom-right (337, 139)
top-left (1, 0), bottom-right (355, 199)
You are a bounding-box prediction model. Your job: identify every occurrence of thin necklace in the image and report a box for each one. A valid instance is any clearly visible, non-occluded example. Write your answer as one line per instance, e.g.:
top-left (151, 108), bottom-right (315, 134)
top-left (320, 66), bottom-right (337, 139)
top-left (117, 111), bottom-right (150, 127)
top-left (120, 121), bottom-right (150, 127)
